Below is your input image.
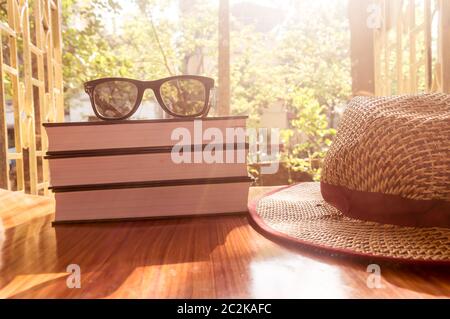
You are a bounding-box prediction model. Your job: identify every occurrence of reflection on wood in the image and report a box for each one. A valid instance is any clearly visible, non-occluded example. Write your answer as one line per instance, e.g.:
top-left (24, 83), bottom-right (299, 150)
top-left (0, 188), bottom-right (449, 298)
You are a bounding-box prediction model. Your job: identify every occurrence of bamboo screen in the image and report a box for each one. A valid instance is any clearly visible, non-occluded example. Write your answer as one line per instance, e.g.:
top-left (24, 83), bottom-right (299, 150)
top-left (374, 0), bottom-right (450, 95)
top-left (0, 0), bottom-right (63, 195)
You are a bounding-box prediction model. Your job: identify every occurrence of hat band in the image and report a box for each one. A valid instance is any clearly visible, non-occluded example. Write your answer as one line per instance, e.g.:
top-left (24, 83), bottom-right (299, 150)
top-left (320, 182), bottom-right (450, 228)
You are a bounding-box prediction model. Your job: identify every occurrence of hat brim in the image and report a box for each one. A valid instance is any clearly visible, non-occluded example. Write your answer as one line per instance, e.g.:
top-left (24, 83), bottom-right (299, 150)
top-left (248, 182), bottom-right (450, 265)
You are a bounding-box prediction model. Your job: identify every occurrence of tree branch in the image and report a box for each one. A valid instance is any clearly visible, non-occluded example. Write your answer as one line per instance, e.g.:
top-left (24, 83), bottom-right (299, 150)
top-left (148, 12), bottom-right (174, 76)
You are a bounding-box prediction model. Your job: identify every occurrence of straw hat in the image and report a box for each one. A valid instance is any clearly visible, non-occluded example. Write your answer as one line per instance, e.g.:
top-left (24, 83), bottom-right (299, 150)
top-left (249, 94), bottom-right (450, 264)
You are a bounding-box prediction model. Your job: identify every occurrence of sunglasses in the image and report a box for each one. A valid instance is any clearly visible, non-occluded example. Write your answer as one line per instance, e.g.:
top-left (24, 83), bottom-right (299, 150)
top-left (84, 75), bottom-right (215, 120)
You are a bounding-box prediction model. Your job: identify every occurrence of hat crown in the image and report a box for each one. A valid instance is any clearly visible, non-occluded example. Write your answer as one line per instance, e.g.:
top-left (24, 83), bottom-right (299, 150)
top-left (321, 93), bottom-right (450, 201)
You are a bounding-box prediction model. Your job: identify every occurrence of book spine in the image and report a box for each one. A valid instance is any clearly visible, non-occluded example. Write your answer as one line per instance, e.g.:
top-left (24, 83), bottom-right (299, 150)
top-left (47, 144), bottom-right (249, 187)
top-left (50, 176), bottom-right (253, 193)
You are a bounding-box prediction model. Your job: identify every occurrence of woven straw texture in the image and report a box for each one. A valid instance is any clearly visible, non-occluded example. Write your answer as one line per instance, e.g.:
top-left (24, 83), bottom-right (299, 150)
top-left (321, 93), bottom-right (450, 201)
top-left (254, 183), bottom-right (450, 262)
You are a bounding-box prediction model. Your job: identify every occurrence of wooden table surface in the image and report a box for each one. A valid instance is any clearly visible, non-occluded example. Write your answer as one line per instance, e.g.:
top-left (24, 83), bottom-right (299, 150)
top-left (0, 188), bottom-right (449, 299)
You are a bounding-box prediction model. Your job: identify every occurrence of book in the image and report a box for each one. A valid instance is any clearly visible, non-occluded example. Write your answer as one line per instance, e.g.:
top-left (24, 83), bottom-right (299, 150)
top-left (52, 178), bottom-right (251, 223)
top-left (46, 146), bottom-right (248, 187)
top-left (44, 116), bottom-right (251, 223)
top-left (44, 116), bottom-right (247, 152)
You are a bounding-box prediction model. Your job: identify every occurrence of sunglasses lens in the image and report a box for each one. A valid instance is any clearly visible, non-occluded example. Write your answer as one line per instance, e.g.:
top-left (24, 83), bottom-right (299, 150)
top-left (160, 79), bottom-right (207, 116)
top-left (93, 81), bottom-right (138, 119)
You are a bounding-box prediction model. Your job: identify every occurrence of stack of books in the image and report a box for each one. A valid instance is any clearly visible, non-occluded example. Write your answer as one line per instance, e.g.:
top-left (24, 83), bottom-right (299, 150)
top-left (44, 116), bottom-right (250, 223)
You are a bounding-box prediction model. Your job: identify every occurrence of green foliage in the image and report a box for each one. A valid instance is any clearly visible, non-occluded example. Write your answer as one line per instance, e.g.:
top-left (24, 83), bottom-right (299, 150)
top-left (281, 89), bottom-right (336, 181)
top-left (230, 25), bottom-right (279, 125)
top-left (119, 0), bottom-right (218, 78)
top-left (274, 1), bottom-right (351, 132)
top-left (62, 0), bottom-right (132, 102)
top-left (62, 0), bottom-right (219, 107)
top-left (61, 0), bottom-right (351, 181)
top-left (280, 1), bottom-right (348, 181)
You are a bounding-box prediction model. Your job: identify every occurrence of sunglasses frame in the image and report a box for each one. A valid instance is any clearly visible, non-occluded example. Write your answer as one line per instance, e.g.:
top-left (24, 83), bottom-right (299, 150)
top-left (84, 75), bottom-right (215, 120)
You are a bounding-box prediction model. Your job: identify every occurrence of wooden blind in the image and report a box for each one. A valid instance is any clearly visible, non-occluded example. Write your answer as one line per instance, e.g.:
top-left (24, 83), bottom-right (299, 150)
top-left (0, 0), bottom-right (64, 194)
top-left (374, 0), bottom-right (450, 95)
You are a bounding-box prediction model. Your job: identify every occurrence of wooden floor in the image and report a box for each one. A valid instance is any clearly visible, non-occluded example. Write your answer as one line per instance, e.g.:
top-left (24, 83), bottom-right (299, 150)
top-left (0, 188), bottom-right (449, 299)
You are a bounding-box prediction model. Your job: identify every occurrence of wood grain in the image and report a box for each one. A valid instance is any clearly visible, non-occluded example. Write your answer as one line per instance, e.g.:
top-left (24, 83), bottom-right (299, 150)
top-left (349, 0), bottom-right (375, 96)
top-left (440, 0), bottom-right (450, 93)
top-left (0, 188), bottom-right (449, 298)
